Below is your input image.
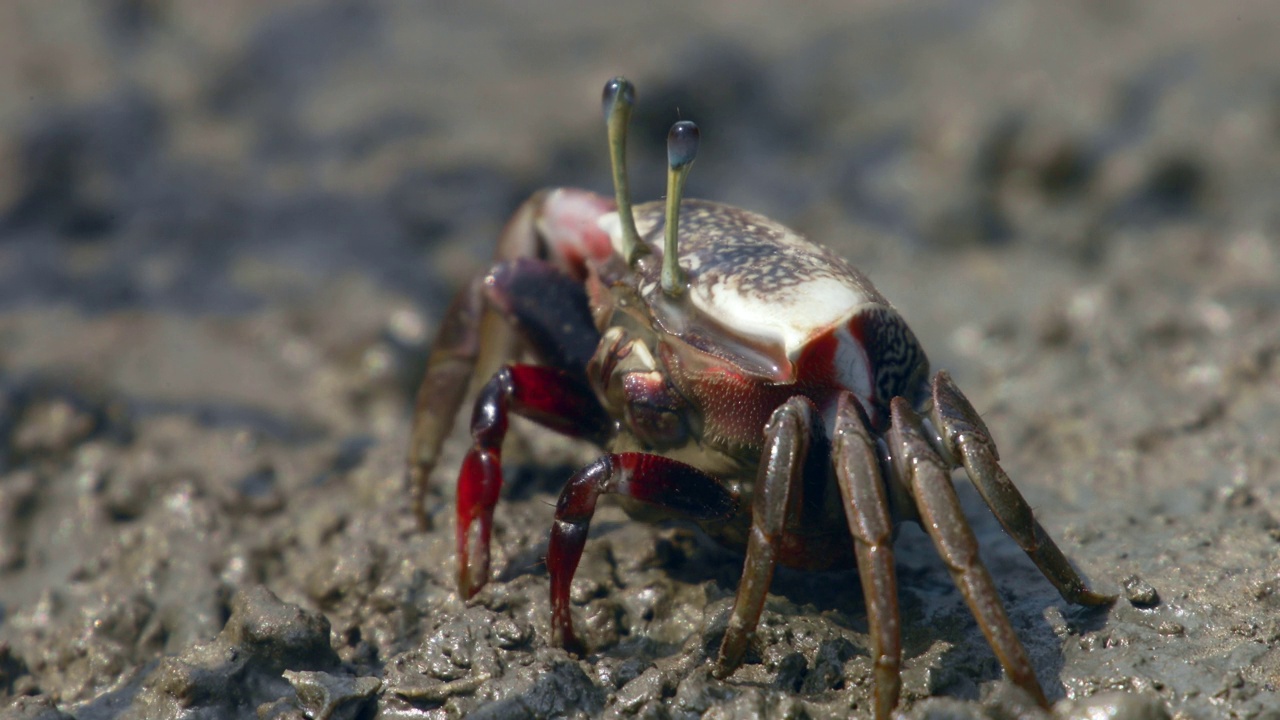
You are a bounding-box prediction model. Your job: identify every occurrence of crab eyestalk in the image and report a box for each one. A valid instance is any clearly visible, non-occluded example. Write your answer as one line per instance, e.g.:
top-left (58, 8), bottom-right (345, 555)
top-left (662, 120), bottom-right (699, 297)
top-left (602, 77), bottom-right (645, 265)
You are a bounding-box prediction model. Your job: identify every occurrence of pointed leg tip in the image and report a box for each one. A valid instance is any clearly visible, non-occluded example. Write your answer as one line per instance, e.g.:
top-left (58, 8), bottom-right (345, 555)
top-left (554, 627), bottom-right (587, 657)
top-left (460, 558), bottom-right (488, 597)
top-left (1064, 579), bottom-right (1118, 607)
top-left (456, 558), bottom-right (488, 600)
top-left (1077, 588), bottom-right (1119, 607)
top-left (710, 659), bottom-right (738, 681)
top-left (1031, 685), bottom-right (1051, 710)
top-left (712, 637), bottom-right (746, 680)
top-left (414, 507), bottom-right (433, 532)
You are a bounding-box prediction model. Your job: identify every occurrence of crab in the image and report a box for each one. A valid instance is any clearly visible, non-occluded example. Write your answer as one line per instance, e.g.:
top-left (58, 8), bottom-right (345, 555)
top-left (406, 77), bottom-right (1113, 718)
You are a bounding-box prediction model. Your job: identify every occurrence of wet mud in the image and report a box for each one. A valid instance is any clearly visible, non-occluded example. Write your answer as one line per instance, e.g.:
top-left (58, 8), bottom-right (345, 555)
top-left (1, 2), bottom-right (1278, 718)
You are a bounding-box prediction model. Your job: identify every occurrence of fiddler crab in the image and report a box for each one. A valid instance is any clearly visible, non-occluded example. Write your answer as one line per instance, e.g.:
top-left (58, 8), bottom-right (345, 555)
top-left (407, 77), bottom-right (1113, 718)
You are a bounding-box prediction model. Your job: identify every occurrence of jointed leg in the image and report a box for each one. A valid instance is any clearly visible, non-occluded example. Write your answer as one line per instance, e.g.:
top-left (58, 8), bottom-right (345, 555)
top-left (407, 275), bottom-right (512, 531)
top-left (831, 394), bottom-right (901, 720)
top-left (458, 365), bottom-right (611, 598)
top-left (714, 397), bottom-right (820, 676)
top-left (929, 371), bottom-right (1114, 607)
top-left (405, 190), bottom-right (615, 531)
top-left (888, 397), bottom-right (1049, 708)
top-left (406, 194), bottom-right (553, 531)
top-left (547, 452), bottom-right (738, 653)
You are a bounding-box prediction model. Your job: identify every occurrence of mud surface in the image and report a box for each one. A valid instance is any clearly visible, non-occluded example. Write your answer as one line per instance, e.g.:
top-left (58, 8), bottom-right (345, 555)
top-left (2, 2), bottom-right (1279, 719)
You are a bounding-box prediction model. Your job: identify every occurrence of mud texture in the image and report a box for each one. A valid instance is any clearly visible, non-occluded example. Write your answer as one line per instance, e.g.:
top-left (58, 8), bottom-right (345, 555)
top-left (1, 2), bottom-right (1279, 719)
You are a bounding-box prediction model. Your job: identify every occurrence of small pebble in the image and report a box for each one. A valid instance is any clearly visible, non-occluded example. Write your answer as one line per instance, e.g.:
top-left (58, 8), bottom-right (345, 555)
top-left (1123, 575), bottom-right (1160, 608)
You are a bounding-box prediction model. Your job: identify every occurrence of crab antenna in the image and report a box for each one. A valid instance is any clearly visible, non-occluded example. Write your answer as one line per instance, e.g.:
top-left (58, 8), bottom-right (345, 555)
top-left (602, 77), bottom-right (645, 265)
top-left (662, 120), bottom-right (699, 296)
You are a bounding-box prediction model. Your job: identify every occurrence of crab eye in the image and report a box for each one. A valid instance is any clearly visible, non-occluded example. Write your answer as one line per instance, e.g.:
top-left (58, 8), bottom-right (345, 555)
top-left (601, 77), bottom-right (636, 118)
top-left (662, 120), bottom-right (699, 297)
top-left (602, 77), bottom-right (644, 266)
top-left (667, 120), bottom-right (700, 169)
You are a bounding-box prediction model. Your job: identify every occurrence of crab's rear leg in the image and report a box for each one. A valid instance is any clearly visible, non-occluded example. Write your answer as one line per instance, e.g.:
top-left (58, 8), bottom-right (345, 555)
top-left (406, 189), bottom-right (616, 530)
top-left (889, 397), bottom-right (1049, 707)
top-left (929, 371), bottom-right (1115, 607)
top-left (547, 453), bottom-right (738, 653)
top-left (831, 394), bottom-right (902, 720)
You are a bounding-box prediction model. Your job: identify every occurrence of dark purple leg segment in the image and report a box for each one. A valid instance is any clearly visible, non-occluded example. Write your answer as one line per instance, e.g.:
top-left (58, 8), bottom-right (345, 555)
top-left (547, 452), bottom-right (737, 654)
top-left (486, 258), bottom-right (601, 372)
top-left (457, 364), bottom-right (612, 598)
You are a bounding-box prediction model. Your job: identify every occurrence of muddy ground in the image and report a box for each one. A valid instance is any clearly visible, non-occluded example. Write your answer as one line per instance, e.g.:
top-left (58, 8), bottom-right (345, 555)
top-left (1, 2), bottom-right (1278, 719)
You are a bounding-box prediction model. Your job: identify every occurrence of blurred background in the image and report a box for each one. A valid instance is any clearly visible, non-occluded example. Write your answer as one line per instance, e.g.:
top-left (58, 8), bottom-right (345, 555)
top-left (4, 1), bottom-right (1276, 319)
top-left (1, 2), bottom-right (1278, 718)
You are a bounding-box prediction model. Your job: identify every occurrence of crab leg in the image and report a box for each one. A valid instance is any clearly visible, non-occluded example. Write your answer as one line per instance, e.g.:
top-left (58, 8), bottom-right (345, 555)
top-left (407, 195), bottom-right (546, 531)
top-left (407, 274), bottom-right (505, 531)
top-left (831, 394), bottom-right (902, 720)
top-left (889, 397), bottom-right (1049, 708)
top-left (547, 452), bottom-right (737, 654)
top-left (929, 371), bottom-right (1115, 607)
top-left (457, 364), bottom-right (611, 598)
top-left (406, 190), bottom-right (616, 531)
top-left (714, 396), bottom-right (819, 676)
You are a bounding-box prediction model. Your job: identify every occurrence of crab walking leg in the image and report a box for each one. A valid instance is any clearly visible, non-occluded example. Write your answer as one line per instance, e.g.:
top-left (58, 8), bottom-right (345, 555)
top-left (831, 394), bottom-right (901, 720)
top-left (406, 194), bottom-right (553, 531)
top-left (889, 397), bottom-right (1050, 708)
top-left (407, 190), bottom-right (617, 531)
top-left (547, 452), bottom-right (737, 654)
top-left (930, 372), bottom-right (1115, 607)
top-left (458, 365), bottom-right (611, 598)
top-left (407, 275), bottom-right (513, 531)
top-left (713, 397), bottom-right (818, 676)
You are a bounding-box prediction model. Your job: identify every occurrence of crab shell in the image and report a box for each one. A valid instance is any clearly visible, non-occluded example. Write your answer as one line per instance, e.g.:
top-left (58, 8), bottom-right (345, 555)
top-left (548, 190), bottom-right (931, 449)
top-left (520, 190), bottom-right (930, 566)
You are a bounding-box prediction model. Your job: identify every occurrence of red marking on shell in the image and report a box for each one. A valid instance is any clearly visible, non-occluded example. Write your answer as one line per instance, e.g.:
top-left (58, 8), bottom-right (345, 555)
top-left (540, 189), bottom-right (617, 277)
top-left (846, 314), bottom-right (879, 393)
top-left (793, 327), bottom-right (840, 388)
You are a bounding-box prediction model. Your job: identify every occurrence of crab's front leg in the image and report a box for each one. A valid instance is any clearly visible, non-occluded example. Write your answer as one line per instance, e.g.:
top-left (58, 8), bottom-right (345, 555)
top-left (547, 452), bottom-right (738, 653)
top-left (457, 364), bottom-right (611, 596)
top-left (406, 189), bottom-right (620, 591)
